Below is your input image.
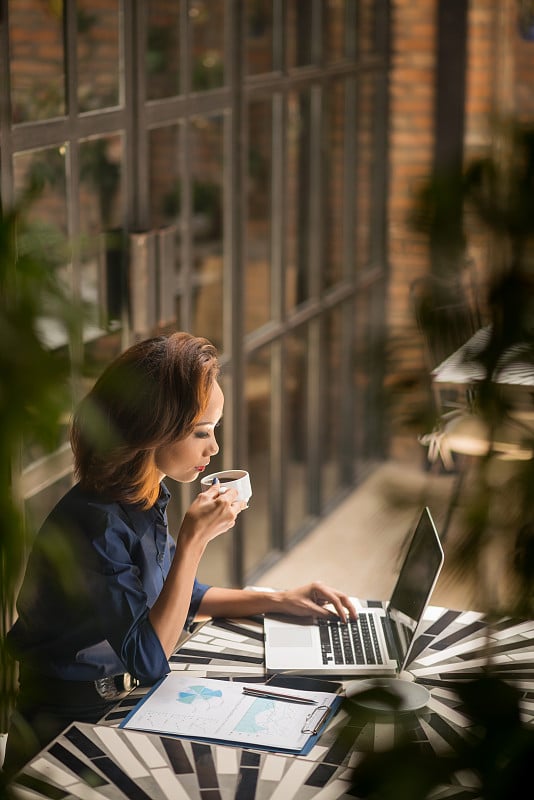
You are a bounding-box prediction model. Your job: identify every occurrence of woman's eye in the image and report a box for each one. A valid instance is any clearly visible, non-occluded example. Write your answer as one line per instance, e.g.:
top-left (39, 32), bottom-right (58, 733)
top-left (194, 422), bottom-right (220, 439)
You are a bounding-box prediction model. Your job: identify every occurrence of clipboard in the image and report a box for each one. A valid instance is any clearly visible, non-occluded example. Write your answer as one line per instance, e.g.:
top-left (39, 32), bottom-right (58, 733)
top-left (292, 699), bottom-right (342, 755)
top-left (120, 674), bottom-right (341, 756)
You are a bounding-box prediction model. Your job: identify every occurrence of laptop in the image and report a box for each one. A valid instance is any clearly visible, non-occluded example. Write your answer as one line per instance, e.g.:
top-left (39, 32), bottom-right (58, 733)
top-left (263, 507), bottom-right (444, 677)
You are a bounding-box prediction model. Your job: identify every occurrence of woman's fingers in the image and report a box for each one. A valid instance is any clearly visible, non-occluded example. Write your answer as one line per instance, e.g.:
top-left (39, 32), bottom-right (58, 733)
top-left (308, 582), bottom-right (357, 621)
top-left (192, 485), bottom-right (248, 536)
top-left (277, 582), bottom-right (357, 621)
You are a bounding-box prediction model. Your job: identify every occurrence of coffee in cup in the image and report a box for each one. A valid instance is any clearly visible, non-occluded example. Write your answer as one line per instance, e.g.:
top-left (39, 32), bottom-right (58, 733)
top-left (200, 469), bottom-right (252, 504)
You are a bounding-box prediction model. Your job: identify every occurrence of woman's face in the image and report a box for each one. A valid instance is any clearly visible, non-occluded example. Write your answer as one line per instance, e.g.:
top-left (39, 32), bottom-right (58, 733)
top-left (154, 381), bottom-right (224, 483)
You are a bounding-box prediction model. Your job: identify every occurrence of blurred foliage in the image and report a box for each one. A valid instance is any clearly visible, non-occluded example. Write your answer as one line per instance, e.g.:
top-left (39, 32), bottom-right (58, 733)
top-left (360, 118), bottom-right (534, 798)
top-left (345, 675), bottom-right (533, 799)
top-left (413, 119), bottom-right (534, 618)
top-left (0, 193), bottom-right (80, 763)
top-left (411, 118), bottom-right (534, 254)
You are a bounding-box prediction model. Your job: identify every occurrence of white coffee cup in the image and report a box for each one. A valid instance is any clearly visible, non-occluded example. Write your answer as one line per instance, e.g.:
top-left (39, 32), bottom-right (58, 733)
top-left (200, 469), bottom-right (252, 504)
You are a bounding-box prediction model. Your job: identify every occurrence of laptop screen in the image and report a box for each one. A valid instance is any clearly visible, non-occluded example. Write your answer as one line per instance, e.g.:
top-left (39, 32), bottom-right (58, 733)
top-left (387, 507), bottom-right (444, 647)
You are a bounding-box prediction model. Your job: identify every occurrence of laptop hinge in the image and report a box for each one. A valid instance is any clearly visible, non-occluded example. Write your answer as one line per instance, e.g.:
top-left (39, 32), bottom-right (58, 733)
top-left (381, 614), bottom-right (399, 662)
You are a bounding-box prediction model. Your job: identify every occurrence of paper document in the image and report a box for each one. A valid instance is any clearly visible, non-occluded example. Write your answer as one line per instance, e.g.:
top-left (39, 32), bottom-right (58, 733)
top-left (120, 674), bottom-right (340, 753)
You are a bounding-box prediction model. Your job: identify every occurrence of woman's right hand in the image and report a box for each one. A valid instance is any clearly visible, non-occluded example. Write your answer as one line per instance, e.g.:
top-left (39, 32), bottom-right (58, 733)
top-left (152, 481), bottom-right (245, 657)
top-left (180, 482), bottom-right (247, 546)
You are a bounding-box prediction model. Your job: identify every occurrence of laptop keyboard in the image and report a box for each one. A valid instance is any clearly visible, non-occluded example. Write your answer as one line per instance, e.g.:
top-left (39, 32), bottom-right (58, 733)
top-left (318, 615), bottom-right (384, 666)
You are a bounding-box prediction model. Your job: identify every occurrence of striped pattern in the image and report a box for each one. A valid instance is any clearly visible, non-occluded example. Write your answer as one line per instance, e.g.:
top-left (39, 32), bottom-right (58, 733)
top-left (432, 326), bottom-right (534, 387)
top-left (10, 605), bottom-right (534, 799)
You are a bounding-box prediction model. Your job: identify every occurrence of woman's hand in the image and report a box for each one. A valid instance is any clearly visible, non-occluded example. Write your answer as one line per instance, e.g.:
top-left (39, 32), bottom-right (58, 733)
top-left (273, 581), bottom-right (357, 622)
top-left (153, 484), bottom-right (247, 656)
top-left (179, 482), bottom-right (248, 547)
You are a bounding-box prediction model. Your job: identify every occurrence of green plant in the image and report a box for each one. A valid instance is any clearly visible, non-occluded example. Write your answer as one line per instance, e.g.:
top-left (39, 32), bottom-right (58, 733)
top-left (162, 179), bottom-right (222, 236)
top-left (191, 54), bottom-right (224, 91)
top-left (0, 196), bottom-right (80, 794)
top-left (357, 118), bottom-right (534, 798)
top-left (346, 675), bottom-right (534, 799)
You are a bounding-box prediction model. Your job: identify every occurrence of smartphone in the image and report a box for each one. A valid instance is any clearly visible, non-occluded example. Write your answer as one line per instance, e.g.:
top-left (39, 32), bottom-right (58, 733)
top-left (266, 674), bottom-right (343, 694)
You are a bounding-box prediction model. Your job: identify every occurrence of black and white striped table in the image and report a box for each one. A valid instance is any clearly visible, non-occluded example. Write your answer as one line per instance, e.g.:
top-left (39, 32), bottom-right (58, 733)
top-left (9, 605), bottom-right (534, 800)
top-left (432, 326), bottom-right (534, 388)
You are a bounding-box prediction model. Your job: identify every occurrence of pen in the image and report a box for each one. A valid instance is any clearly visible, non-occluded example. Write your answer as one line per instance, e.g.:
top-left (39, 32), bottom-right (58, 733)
top-left (242, 687), bottom-right (317, 705)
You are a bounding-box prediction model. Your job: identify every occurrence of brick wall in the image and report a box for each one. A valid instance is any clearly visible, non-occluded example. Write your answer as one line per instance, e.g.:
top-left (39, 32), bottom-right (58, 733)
top-left (387, 0), bottom-right (534, 462)
top-left (387, 0), bottom-right (437, 461)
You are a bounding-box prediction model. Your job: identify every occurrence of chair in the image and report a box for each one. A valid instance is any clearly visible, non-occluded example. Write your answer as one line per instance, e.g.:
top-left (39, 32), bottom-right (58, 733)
top-left (410, 273), bottom-right (480, 414)
top-left (420, 410), bottom-right (534, 469)
top-left (411, 274), bottom-right (479, 366)
top-left (411, 273), bottom-right (534, 538)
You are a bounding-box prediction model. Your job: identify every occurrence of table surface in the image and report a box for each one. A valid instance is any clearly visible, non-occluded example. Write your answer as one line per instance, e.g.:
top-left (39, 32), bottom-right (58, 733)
top-left (8, 603), bottom-right (534, 800)
top-left (432, 326), bottom-right (534, 387)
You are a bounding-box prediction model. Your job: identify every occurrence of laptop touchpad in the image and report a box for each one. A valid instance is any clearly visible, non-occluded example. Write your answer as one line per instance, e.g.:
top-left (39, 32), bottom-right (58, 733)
top-left (268, 627), bottom-right (313, 647)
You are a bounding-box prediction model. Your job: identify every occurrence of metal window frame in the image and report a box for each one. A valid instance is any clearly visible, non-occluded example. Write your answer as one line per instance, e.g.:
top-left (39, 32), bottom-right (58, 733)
top-left (1, 0), bottom-right (391, 588)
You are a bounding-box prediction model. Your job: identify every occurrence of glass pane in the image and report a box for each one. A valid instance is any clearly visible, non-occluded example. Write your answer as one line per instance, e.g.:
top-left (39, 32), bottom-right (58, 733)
top-left (245, 0), bottom-right (274, 75)
top-left (189, 1), bottom-right (225, 91)
top-left (149, 125), bottom-right (181, 326)
top-left (77, 0), bottom-right (120, 112)
top-left (13, 145), bottom-right (70, 306)
top-left (355, 76), bottom-right (375, 273)
top-left (19, 344), bottom-right (71, 469)
top-left (324, 80), bottom-right (345, 288)
top-left (160, 478), bottom-right (183, 548)
top-left (191, 114), bottom-right (224, 350)
top-left (196, 524), bottom-right (231, 584)
top-left (9, 0), bottom-right (65, 123)
top-left (79, 134), bottom-right (124, 334)
top-left (149, 125), bottom-right (181, 228)
top-left (285, 328), bottom-right (309, 538)
top-left (243, 345), bottom-right (272, 576)
top-left (25, 475), bottom-right (73, 538)
top-left (146, 1), bottom-right (181, 100)
top-left (286, 0), bottom-right (313, 68)
top-left (358, 0), bottom-right (378, 55)
top-left (195, 394), bottom-right (230, 585)
top-left (326, 0), bottom-right (347, 63)
top-left (285, 89), bottom-right (312, 312)
top-left (245, 99), bottom-right (272, 334)
top-left (79, 330), bottom-right (123, 401)
top-left (13, 145), bottom-right (71, 467)
top-left (353, 290), bottom-right (373, 470)
top-left (321, 307), bottom-right (344, 505)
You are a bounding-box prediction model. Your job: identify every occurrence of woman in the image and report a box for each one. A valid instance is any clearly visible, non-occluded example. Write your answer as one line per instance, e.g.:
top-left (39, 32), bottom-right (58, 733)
top-left (4, 331), bottom-right (355, 776)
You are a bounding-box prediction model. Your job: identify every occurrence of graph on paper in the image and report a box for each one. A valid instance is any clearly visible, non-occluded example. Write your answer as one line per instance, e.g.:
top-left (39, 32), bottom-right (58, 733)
top-left (121, 674), bottom-right (338, 751)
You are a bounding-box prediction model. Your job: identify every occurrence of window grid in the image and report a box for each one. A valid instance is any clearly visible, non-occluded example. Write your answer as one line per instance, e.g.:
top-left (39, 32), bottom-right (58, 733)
top-left (0, 0), bottom-right (390, 587)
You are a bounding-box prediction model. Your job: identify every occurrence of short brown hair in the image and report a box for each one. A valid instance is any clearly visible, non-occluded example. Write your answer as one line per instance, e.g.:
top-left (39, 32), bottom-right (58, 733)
top-left (70, 332), bottom-right (220, 507)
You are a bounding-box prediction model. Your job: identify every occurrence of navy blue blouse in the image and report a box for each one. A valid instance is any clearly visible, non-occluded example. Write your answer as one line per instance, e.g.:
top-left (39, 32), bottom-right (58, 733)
top-left (7, 481), bottom-right (210, 684)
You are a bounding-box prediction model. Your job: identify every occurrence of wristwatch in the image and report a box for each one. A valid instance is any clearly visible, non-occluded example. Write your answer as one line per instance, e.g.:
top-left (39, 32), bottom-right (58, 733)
top-left (94, 673), bottom-right (138, 700)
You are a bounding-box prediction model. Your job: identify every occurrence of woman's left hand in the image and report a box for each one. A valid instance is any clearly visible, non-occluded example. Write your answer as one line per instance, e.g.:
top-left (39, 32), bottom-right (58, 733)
top-left (273, 581), bottom-right (357, 622)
